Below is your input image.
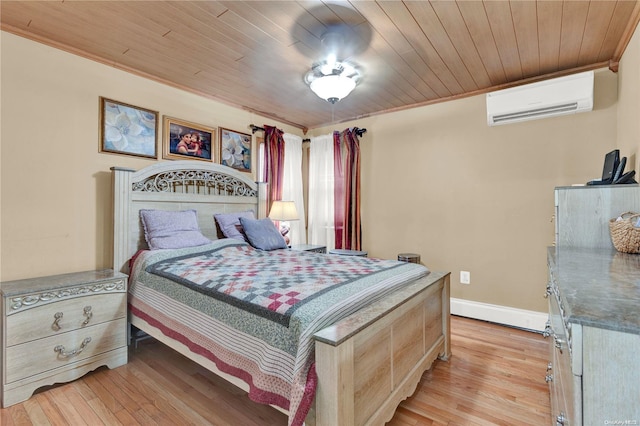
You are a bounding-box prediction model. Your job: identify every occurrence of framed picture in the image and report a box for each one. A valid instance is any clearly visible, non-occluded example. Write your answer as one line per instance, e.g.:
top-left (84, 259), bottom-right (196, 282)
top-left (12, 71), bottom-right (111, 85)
top-left (163, 116), bottom-right (216, 162)
top-left (99, 97), bottom-right (158, 158)
top-left (219, 127), bottom-right (252, 173)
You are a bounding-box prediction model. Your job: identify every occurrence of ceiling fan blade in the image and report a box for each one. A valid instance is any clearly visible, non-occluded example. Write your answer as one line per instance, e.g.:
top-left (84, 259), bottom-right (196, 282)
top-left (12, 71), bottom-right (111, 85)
top-left (292, 3), bottom-right (372, 61)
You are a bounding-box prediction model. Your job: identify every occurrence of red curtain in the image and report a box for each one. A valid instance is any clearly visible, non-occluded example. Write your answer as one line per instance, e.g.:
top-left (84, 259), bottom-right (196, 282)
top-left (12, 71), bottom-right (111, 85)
top-left (263, 125), bottom-right (285, 211)
top-left (333, 128), bottom-right (362, 250)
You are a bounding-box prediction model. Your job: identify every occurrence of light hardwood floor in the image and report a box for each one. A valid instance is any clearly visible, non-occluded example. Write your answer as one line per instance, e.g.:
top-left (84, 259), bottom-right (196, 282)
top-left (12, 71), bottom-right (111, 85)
top-left (1, 316), bottom-right (550, 425)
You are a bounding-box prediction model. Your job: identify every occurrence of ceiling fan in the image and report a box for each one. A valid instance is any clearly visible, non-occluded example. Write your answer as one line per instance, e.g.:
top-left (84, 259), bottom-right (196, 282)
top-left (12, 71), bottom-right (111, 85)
top-left (293, 4), bottom-right (373, 104)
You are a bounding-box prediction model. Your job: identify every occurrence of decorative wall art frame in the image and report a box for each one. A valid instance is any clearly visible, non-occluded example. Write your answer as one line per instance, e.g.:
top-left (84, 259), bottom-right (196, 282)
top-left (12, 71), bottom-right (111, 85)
top-left (219, 127), bottom-right (252, 173)
top-left (99, 97), bottom-right (158, 158)
top-left (163, 116), bottom-right (216, 162)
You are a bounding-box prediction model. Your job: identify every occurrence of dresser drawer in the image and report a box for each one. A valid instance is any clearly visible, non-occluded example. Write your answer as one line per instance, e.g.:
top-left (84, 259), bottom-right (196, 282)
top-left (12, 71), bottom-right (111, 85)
top-left (5, 292), bottom-right (126, 347)
top-left (548, 273), bottom-right (582, 426)
top-left (5, 318), bottom-right (126, 384)
top-left (554, 325), bottom-right (581, 426)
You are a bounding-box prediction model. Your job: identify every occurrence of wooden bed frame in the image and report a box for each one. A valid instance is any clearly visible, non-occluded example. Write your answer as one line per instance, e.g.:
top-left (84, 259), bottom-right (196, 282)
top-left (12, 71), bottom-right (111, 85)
top-left (112, 161), bottom-right (450, 426)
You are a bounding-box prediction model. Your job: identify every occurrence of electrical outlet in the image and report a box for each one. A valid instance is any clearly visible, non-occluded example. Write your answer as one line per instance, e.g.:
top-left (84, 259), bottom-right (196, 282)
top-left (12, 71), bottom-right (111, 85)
top-left (460, 271), bottom-right (471, 284)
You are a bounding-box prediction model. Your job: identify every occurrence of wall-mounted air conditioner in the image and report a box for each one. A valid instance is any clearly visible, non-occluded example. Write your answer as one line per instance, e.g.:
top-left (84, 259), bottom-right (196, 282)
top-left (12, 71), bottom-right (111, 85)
top-left (486, 71), bottom-right (594, 126)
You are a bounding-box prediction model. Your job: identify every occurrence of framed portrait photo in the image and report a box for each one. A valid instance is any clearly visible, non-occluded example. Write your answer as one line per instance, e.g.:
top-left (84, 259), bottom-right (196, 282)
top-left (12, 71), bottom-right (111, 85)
top-left (219, 127), bottom-right (252, 173)
top-left (163, 116), bottom-right (216, 162)
top-left (99, 97), bottom-right (158, 158)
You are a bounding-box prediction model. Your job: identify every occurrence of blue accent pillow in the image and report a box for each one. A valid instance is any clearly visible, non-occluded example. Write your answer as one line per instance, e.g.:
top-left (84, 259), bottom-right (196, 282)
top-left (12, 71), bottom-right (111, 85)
top-left (140, 209), bottom-right (211, 250)
top-left (214, 210), bottom-right (255, 241)
top-left (239, 217), bottom-right (288, 251)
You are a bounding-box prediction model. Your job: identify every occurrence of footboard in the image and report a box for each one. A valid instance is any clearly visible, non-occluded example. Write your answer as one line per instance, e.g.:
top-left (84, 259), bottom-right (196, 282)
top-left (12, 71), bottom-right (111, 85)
top-left (311, 271), bottom-right (450, 426)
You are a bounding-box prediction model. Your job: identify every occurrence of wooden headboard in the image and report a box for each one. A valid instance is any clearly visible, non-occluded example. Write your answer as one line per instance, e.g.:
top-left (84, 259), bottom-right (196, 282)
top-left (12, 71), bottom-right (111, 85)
top-left (111, 160), bottom-right (267, 274)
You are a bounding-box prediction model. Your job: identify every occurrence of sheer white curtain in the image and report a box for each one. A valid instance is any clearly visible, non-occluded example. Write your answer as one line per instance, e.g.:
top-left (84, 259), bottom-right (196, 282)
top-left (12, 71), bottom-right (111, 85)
top-left (282, 133), bottom-right (306, 245)
top-left (307, 133), bottom-right (335, 250)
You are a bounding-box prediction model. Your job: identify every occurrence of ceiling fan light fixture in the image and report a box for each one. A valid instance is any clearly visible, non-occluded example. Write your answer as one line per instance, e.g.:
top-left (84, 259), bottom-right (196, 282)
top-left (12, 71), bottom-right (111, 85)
top-left (309, 74), bottom-right (357, 104)
top-left (305, 60), bottom-right (361, 104)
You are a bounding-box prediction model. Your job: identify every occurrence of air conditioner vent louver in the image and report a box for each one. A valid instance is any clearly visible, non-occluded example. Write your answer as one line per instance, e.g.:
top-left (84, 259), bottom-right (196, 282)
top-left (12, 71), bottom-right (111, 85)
top-left (492, 102), bottom-right (579, 124)
top-left (487, 71), bottom-right (593, 126)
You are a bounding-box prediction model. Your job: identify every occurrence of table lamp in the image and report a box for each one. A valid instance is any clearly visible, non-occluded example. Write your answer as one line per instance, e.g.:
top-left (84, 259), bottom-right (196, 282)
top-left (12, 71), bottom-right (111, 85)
top-left (268, 200), bottom-right (299, 245)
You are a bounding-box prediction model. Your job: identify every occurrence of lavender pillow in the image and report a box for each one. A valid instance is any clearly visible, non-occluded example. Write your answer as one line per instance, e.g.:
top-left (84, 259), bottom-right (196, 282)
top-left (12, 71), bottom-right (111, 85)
top-left (214, 210), bottom-right (255, 241)
top-left (239, 217), bottom-right (288, 251)
top-left (140, 209), bottom-right (211, 250)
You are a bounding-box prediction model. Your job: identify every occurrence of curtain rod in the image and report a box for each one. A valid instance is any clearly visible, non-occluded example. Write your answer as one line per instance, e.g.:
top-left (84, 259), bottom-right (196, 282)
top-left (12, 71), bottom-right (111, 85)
top-left (303, 128), bottom-right (367, 142)
top-left (249, 124), bottom-right (265, 134)
top-left (251, 124), bottom-right (367, 138)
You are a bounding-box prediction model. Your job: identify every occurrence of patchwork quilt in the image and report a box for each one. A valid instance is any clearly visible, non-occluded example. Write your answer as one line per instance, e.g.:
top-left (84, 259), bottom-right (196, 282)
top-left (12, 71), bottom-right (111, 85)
top-left (128, 239), bottom-right (428, 426)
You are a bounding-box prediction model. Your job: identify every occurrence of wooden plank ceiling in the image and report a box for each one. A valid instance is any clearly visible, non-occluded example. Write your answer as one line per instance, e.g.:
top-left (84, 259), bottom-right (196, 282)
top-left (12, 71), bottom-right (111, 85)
top-left (2, 1), bottom-right (639, 131)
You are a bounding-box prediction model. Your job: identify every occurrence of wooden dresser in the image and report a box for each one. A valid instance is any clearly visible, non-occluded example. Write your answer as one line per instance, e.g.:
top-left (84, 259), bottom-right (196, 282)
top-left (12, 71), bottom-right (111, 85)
top-left (546, 248), bottom-right (640, 426)
top-left (555, 184), bottom-right (640, 250)
top-left (1, 270), bottom-right (128, 407)
top-left (548, 185), bottom-right (640, 425)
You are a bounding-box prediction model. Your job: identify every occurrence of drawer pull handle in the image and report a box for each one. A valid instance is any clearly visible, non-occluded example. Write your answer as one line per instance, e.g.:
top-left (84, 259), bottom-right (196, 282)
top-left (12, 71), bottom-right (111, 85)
top-left (82, 306), bottom-right (93, 325)
top-left (52, 312), bottom-right (63, 331)
top-left (543, 323), bottom-right (552, 338)
top-left (54, 337), bottom-right (92, 358)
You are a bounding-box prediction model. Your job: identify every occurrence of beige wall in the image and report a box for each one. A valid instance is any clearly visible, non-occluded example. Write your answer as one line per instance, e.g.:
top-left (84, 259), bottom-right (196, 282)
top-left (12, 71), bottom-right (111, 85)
top-left (1, 29), bottom-right (636, 315)
top-left (0, 31), bottom-right (301, 282)
top-left (617, 21), bottom-right (640, 171)
top-left (312, 69), bottom-right (619, 313)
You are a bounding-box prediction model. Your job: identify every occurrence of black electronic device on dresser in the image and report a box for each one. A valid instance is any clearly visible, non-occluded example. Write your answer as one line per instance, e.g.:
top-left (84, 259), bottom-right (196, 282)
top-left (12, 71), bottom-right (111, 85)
top-left (587, 149), bottom-right (637, 185)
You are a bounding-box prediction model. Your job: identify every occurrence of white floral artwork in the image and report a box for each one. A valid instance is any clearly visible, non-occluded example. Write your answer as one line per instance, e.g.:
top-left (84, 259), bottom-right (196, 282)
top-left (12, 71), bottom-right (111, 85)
top-left (100, 98), bottom-right (157, 158)
top-left (220, 128), bottom-right (251, 172)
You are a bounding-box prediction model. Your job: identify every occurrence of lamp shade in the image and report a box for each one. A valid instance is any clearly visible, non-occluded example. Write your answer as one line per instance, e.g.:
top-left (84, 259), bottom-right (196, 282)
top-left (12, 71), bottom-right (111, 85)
top-left (305, 59), bottom-right (361, 104)
top-left (309, 74), bottom-right (357, 104)
top-left (268, 201), bottom-right (299, 221)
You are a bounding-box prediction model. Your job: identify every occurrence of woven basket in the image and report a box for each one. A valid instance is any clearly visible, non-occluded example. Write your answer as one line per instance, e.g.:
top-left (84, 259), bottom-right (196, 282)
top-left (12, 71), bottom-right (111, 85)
top-left (609, 212), bottom-right (640, 254)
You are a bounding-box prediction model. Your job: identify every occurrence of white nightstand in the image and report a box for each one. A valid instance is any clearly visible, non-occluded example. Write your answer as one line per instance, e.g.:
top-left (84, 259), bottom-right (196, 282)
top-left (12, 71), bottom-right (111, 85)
top-left (329, 249), bottom-right (368, 257)
top-left (290, 244), bottom-right (327, 254)
top-left (1, 269), bottom-right (128, 407)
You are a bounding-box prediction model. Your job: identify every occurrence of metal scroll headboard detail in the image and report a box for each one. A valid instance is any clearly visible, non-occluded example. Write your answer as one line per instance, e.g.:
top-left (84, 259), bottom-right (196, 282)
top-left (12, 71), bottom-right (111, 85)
top-left (131, 169), bottom-right (257, 196)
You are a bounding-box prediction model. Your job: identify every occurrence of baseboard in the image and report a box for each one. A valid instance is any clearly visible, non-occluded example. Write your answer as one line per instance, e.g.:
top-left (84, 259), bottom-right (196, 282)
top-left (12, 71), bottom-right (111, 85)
top-left (451, 298), bottom-right (548, 332)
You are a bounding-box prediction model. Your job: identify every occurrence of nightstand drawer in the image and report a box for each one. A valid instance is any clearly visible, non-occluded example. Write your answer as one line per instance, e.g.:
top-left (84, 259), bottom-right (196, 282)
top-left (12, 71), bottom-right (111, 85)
top-left (5, 318), bottom-right (127, 384)
top-left (6, 292), bottom-right (126, 346)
